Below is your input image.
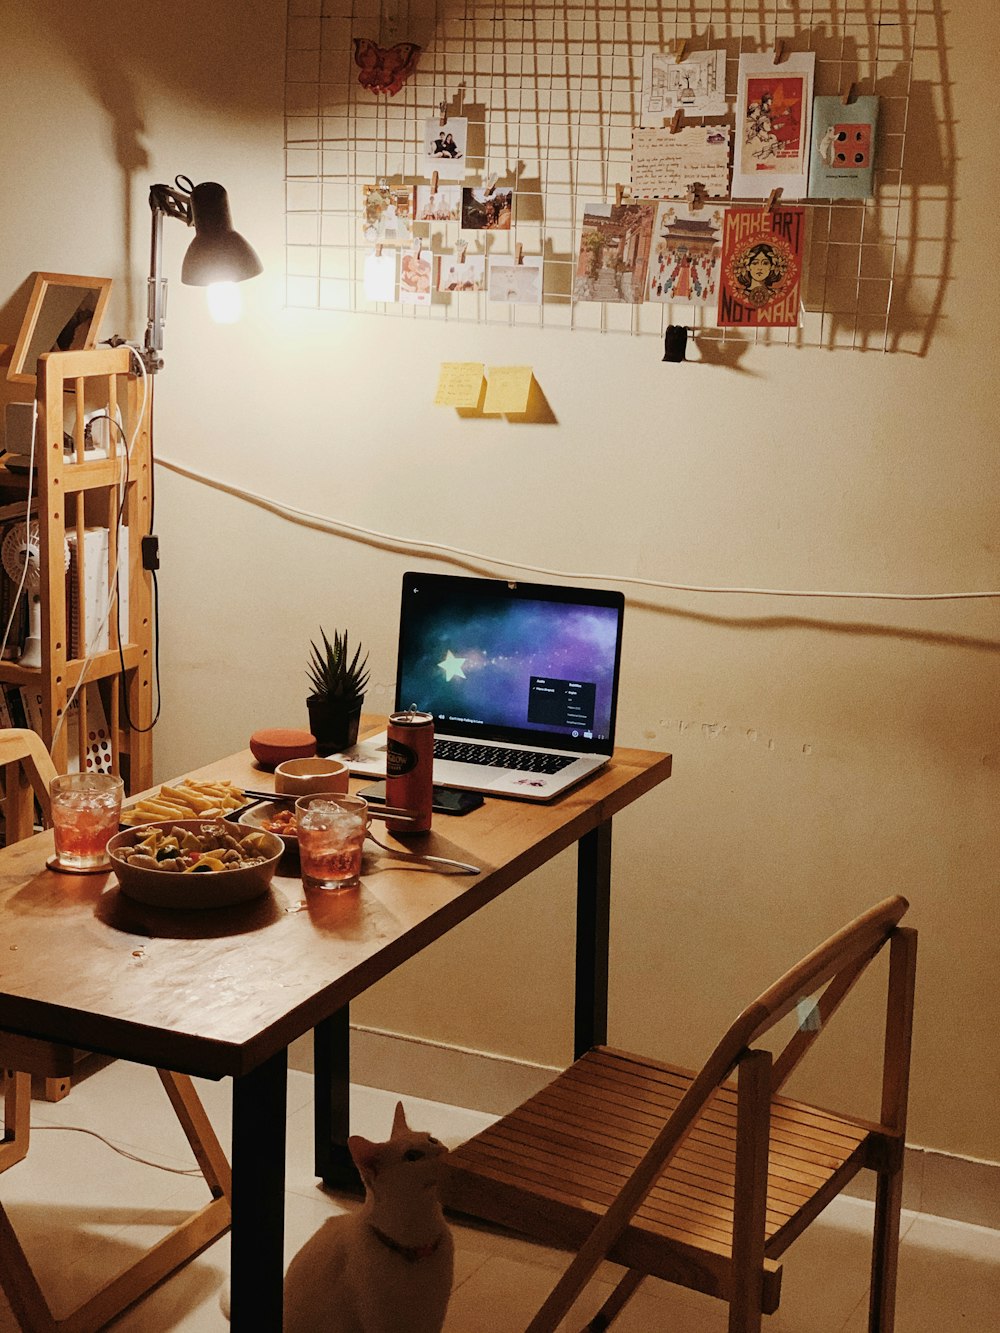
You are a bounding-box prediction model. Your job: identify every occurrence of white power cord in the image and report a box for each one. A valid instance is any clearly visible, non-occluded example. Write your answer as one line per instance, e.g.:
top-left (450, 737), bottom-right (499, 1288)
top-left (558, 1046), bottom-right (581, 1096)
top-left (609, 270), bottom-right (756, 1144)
top-left (0, 402), bottom-right (38, 662)
top-left (154, 455), bottom-right (1000, 604)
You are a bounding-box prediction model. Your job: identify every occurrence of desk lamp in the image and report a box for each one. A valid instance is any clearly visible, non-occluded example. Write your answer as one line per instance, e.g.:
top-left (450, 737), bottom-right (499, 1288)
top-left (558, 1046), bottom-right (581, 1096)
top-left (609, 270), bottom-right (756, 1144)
top-left (141, 174), bottom-right (262, 374)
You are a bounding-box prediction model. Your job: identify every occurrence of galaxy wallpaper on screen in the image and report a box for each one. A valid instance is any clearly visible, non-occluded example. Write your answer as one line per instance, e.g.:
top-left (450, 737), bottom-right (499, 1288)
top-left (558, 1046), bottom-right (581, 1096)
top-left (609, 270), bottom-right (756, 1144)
top-left (398, 591), bottom-right (620, 740)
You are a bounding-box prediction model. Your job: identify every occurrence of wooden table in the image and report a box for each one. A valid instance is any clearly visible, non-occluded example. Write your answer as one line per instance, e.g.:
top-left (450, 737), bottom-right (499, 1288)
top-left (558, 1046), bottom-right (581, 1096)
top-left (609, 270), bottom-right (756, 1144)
top-left (0, 732), bottom-right (671, 1328)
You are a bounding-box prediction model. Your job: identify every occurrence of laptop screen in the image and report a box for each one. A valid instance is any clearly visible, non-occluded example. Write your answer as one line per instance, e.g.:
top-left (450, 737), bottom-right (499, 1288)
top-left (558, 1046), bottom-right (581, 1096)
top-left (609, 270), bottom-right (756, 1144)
top-left (394, 573), bottom-right (624, 752)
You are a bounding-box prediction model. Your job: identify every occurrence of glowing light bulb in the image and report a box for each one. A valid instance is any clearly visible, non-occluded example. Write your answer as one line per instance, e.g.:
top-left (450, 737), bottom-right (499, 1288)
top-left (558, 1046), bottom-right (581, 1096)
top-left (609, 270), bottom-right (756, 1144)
top-left (206, 282), bottom-right (241, 324)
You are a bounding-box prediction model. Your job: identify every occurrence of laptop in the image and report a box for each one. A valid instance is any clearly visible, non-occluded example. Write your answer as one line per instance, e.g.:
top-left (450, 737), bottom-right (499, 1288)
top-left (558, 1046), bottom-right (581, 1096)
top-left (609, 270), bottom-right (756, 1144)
top-left (332, 571), bottom-right (625, 801)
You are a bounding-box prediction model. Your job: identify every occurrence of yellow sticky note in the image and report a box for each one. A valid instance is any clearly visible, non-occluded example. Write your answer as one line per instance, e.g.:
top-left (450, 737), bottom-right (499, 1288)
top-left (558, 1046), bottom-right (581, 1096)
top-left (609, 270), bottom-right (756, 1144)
top-left (483, 365), bottom-right (534, 414)
top-left (434, 362), bottom-right (485, 408)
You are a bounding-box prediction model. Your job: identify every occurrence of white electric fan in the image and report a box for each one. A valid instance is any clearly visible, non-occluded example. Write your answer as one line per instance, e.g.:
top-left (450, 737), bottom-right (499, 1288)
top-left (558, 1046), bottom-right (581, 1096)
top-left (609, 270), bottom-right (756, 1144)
top-left (2, 521), bottom-right (70, 668)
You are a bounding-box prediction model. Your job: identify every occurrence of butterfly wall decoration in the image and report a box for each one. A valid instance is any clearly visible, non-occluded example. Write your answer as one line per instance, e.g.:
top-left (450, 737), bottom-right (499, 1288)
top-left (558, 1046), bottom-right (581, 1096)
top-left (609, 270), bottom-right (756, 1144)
top-left (352, 38), bottom-right (422, 96)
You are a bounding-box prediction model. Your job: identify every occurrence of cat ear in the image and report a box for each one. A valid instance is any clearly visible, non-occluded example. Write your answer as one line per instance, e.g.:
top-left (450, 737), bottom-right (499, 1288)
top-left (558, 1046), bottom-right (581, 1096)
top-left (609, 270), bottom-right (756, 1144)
top-left (392, 1099), bottom-right (410, 1137)
top-left (348, 1133), bottom-right (383, 1180)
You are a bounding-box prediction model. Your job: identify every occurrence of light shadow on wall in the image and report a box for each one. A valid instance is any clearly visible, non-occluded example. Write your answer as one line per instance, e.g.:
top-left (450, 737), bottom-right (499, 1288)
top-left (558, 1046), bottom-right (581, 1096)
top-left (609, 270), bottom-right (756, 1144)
top-left (32, 1), bottom-right (280, 333)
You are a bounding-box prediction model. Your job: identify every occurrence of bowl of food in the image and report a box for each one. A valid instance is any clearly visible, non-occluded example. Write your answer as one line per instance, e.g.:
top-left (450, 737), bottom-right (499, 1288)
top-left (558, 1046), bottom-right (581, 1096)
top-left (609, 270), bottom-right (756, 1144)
top-left (107, 819), bottom-right (284, 909)
top-left (238, 800), bottom-right (300, 853)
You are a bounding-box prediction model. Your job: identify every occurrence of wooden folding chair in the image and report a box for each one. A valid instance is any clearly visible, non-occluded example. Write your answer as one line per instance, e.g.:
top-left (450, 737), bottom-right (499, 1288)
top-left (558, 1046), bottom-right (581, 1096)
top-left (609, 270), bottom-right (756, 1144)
top-left (444, 895), bottom-right (916, 1333)
top-left (0, 728), bottom-right (232, 1331)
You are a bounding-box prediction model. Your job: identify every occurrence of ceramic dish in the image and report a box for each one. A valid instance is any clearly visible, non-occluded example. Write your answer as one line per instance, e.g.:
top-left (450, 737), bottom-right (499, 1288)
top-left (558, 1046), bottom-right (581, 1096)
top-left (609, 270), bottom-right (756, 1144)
top-left (107, 818), bottom-right (283, 910)
top-left (238, 800), bottom-right (300, 852)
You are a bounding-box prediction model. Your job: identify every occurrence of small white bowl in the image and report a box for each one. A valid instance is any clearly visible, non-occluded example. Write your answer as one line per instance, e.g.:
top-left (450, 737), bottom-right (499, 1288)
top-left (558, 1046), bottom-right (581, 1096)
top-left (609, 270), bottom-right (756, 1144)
top-left (274, 757), bottom-right (349, 798)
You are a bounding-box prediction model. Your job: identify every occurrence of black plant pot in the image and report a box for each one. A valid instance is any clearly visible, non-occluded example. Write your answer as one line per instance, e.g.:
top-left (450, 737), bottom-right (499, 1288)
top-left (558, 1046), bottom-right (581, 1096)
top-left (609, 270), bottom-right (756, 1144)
top-left (306, 695), bottom-right (363, 754)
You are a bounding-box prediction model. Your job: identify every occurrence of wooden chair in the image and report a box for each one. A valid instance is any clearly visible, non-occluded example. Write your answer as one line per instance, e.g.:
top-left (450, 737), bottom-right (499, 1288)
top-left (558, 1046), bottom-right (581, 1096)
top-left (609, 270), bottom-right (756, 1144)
top-left (0, 728), bottom-right (232, 1332)
top-left (443, 895), bottom-right (916, 1333)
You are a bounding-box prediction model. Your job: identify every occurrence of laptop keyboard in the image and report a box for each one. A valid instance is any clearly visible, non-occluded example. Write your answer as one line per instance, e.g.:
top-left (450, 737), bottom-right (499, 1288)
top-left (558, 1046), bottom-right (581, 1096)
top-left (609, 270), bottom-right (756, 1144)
top-left (434, 739), bottom-right (576, 774)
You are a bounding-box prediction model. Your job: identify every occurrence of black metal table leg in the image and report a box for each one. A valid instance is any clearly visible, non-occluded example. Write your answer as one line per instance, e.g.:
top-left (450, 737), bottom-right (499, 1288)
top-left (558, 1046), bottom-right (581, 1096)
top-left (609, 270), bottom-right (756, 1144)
top-left (314, 1005), bottom-right (362, 1191)
top-left (230, 1047), bottom-right (288, 1330)
top-left (575, 819), bottom-right (612, 1058)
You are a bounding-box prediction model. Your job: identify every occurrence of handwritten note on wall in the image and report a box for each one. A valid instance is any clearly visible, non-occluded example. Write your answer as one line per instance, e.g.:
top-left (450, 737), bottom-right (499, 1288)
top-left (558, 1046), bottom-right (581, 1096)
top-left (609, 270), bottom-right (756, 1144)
top-left (631, 126), bottom-right (731, 199)
top-left (434, 362), bottom-right (485, 408)
top-left (483, 366), bottom-right (533, 414)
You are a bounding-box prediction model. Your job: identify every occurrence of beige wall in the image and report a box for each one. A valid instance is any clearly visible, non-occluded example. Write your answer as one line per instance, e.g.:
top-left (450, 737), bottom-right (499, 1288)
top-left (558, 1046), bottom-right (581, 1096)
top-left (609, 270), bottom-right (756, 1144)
top-left (1, 2), bottom-right (997, 1162)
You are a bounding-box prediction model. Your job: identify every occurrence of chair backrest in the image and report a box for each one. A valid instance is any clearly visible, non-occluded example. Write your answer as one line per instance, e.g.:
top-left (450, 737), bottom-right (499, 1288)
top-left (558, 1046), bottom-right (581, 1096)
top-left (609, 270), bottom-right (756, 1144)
top-left (529, 895), bottom-right (914, 1328)
top-left (0, 727), bottom-right (59, 843)
top-left (620, 895), bottom-right (910, 1206)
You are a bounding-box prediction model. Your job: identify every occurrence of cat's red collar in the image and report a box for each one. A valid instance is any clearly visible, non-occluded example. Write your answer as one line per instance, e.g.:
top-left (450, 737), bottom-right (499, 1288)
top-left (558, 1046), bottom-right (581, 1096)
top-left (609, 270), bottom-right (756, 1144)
top-left (368, 1223), bottom-right (444, 1264)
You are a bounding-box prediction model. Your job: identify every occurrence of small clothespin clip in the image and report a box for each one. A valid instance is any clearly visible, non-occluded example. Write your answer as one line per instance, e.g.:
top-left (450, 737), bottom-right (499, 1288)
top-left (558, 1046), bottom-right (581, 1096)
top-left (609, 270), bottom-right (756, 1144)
top-left (763, 186), bottom-right (783, 213)
top-left (438, 101), bottom-right (448, 127)
top-left (515, 243), bottom-right (524, 266)
top-left (840, 80), bottom-right (855, 106)
top-left (615, 182), bottom-right (625, 206)
top-left (672, 38), bottom-right (688, 64)
top-left (687, 181), bottom-right (706, 211)
top-left (455, 238), bottom-right (468, 261)
top-left (671, 107), bottom-right (685, 134)
top-left (773, 39), bottom-right (786, 64)
top-left (482, 172), bottom-right (498, 196)
top-left (431, 170), bottom-right (439, 192)
top-left (375, 242), bottom-right (383, 258)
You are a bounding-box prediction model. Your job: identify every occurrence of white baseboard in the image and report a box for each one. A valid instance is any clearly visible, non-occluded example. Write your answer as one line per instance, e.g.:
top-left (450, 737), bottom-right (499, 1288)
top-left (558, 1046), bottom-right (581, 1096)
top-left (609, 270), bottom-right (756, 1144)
top-left (288, 1024), bottom-right (557, 1117)
top-left (288, 1027), bottom-right (1000, 1233)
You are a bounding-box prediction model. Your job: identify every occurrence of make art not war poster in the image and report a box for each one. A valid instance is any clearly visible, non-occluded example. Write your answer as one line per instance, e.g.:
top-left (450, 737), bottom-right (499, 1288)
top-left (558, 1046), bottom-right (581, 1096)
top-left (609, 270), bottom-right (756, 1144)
top-left (717, 206), bottom-right (806, 328)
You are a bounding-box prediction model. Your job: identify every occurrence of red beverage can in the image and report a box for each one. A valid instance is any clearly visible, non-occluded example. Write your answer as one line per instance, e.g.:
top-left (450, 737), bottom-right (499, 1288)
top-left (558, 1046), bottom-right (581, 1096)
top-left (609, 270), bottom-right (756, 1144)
top-left (385, 709), bottom-right (434, 834)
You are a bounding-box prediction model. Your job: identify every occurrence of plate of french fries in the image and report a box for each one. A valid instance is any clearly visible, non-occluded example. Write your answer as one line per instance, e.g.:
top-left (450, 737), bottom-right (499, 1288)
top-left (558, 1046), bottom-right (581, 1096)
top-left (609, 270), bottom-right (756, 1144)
top-left (121, 779), bottom-right (247, 827)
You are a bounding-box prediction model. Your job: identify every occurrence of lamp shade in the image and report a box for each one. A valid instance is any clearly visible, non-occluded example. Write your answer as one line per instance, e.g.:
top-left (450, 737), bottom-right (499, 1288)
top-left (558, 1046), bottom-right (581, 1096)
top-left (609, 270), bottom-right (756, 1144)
top-left (180, 181), bottom-right (263, 287)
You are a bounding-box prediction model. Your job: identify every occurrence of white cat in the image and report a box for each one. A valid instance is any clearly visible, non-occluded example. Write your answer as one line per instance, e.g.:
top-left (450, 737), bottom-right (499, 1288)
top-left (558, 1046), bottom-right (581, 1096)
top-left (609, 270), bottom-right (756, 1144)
top-left (282, 1100), bottom-right (454, 1333)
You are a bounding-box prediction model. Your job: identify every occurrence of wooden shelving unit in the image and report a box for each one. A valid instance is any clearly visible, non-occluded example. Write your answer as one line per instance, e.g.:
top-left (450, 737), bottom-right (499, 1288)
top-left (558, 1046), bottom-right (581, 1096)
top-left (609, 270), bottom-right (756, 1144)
top-left (0, 345), bottom-right (154, 793)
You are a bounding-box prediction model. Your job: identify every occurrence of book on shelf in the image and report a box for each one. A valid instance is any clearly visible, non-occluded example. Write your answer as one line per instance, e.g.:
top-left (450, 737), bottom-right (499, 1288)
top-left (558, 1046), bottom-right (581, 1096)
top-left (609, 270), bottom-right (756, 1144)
top-left (67, 524), bottom-right (130, 657)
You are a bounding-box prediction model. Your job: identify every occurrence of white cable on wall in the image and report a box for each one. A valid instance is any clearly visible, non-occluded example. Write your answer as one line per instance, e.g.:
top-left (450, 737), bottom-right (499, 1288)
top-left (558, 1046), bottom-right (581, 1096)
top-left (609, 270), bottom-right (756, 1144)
top-left (155, 455), bottom-right (1000, 604)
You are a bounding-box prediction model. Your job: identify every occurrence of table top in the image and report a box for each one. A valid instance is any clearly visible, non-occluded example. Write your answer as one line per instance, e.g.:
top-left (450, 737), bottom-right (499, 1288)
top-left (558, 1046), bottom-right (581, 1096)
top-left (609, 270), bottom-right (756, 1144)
top-left (0, 730), bottom-right (671, 1081)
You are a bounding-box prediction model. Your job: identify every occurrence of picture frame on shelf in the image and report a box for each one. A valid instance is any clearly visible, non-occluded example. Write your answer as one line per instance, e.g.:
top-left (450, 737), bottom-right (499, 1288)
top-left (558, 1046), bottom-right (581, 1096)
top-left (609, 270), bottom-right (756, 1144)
top-left (6, 272), bottom-right (113, 385)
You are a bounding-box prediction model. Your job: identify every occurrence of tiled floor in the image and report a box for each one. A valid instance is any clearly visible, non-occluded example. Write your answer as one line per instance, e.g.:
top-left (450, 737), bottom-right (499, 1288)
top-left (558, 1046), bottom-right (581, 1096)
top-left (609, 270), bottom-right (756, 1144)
top-left (1, 1063), bottom-right (997, 1331)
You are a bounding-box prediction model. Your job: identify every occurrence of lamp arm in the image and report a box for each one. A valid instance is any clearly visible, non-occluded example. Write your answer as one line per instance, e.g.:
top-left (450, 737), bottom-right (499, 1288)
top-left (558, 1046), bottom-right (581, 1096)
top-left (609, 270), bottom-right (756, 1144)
top-left (143, 181), bottom-right (194, 374)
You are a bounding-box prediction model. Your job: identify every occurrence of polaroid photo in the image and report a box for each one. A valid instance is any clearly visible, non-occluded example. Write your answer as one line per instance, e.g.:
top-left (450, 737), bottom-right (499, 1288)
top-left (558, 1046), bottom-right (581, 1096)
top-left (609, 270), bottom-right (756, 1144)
top-left (363, 251), bottom-right (396, 302)
top-left (414, 184), bottom-right (463, 222)
top-left (437, 254), bottom-right (487, 292)
top-left (361, 184), bottom-right (415, 246)
top-left (399, 250), bottom-right (433, 306)
top-left (487, 257), bottom-right (543, 305)
top-left (461, 187), bottom-right (513, 231)
top-left (732, 52), bottom-right (816, 199)
top-left (423, 118), bottom-right (468, 179)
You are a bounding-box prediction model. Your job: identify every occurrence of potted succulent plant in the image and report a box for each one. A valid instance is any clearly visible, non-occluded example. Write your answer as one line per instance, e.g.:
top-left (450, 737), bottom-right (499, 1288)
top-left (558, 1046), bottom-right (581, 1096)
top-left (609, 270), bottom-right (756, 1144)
top-left (305, 628), bottom-right (370, 754)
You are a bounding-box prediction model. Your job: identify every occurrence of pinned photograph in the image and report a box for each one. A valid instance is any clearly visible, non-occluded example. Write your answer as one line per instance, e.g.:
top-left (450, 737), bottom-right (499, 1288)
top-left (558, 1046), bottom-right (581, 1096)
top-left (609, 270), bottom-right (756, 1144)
top-left (640, 49), bottom-right (728, 126)
top-left (415, 184), bottom-right (463, 222)
top-left (808, 95), bottom-right (879, 200)
top-left (437, 254), bottom-right (486, 292)
top-left (573, 200), bottom-right (655, 304)
top-left (363, 251), bottom-right (397, 302)
top-left (487, 257), bottom-right (543, 305)
top-left (647, 201), bottom-right (723, 321)
top-left (361, 184), bottom-right (415, 246)
top-left (461, 187), bottom-right (513, 231)
top-left (423, 118), bottom-right (468, 179)
top-left (717, 205), bottom-right (806, 328)
top-left (732, 52), bottom-right (815, 199)
top-left (399, 250), bottom-right (433, 306)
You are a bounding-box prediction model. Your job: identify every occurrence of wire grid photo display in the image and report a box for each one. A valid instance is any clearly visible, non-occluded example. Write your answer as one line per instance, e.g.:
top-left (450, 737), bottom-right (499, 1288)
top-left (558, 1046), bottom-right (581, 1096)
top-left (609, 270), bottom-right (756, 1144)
top-left (285, 0), bottom-right (931, 351)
